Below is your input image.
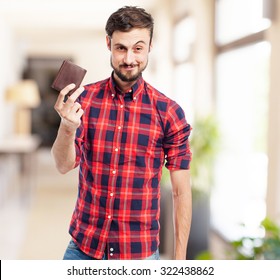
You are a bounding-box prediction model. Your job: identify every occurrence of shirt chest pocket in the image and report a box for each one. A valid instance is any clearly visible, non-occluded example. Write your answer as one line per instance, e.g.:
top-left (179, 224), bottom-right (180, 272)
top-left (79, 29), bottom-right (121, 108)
top-left (120, 114), bottom-right (164, 165)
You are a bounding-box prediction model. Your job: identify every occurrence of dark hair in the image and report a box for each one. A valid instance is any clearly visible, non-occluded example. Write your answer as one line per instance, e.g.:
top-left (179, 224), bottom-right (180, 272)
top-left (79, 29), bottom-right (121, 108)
top-left (105, 6), bottom-right (154, 42)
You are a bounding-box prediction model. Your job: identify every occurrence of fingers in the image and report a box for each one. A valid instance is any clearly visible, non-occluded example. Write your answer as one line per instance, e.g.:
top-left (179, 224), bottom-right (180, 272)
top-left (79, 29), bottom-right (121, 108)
top-left (64, 102), bottom-right (84, 123)
top-left (64, 86), bottom-right (84, 106)
top-left (55, 84), bottom-right (76, 108)
top-left (57, 100), bottom-right (84, 132)
top-left (61, 83), bottom-right (76, 97)
top-left (54, 84), bottom-right (84, 113)
top-left (73, 105), bottom-right (84, 119)
top-left (54, 84), bottom-right (85, 133)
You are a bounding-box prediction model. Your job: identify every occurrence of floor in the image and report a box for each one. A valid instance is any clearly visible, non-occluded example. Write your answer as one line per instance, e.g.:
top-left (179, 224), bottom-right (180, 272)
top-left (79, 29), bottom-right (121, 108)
top-left (0, 148), bottom-right (78, 260)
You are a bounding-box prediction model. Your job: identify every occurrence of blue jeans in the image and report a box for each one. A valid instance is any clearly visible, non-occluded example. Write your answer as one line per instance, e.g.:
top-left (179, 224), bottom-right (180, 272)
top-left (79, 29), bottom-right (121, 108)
top-left (63, 239), bottom-right (160, 260)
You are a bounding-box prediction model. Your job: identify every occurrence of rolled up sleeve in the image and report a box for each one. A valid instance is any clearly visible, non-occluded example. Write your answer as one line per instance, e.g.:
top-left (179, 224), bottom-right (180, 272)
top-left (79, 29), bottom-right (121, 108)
top-left (163, 102), bottom-right (192, 170)
top-left (74, 122), bottom-right (84, 168)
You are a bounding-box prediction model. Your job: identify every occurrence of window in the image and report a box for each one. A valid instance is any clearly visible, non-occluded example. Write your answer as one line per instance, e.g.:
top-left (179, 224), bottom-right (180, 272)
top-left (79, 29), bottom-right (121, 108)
top-left (212, 42), bottom-right (270, 240)
top-left (216, 0), bottom-right (270, 45)
top-left (173, 63), bottom-right (194, 122)
top-left (173, 16), bottom-right (196, 122)
top-left (211, 0), bottom-right (271, 241)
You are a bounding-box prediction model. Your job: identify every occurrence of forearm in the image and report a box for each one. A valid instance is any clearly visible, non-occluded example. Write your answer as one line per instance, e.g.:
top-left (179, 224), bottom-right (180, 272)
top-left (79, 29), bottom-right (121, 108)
top-left (170, 169), bottom-right (192, 260)
top-left (51, 122), bottom-right (77, 174)
top-left (173, 191), bottom-right (192, 259)
top-left (51, 84), bottom-right (84, 174)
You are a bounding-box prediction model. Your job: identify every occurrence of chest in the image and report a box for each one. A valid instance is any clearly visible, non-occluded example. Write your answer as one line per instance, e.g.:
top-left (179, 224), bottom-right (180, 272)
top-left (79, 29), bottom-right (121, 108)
top-left (84, 96), bottom-right (165, 156)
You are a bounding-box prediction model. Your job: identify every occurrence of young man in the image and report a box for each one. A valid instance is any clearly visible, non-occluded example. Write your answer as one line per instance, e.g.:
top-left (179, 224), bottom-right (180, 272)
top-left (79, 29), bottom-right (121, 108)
top-left (51, 6), bottom-right (192, 260)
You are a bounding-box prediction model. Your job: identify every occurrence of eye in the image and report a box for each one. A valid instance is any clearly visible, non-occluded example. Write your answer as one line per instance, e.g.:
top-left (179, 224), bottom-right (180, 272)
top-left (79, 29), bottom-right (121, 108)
top-left (135, 46), bottom-right (143, 52)
top-left (117, 46), bottom-right (125, 51)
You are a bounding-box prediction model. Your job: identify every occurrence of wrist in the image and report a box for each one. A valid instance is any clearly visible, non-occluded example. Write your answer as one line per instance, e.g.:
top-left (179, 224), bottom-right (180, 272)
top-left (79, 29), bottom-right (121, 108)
top-left (59, 122), bottom-right (77, 137)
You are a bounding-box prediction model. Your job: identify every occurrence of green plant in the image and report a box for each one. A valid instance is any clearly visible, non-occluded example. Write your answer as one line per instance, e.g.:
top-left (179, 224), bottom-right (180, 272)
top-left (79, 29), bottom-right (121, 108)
top-left (195, 217), bottom-right (280, 260)
top-left (229, 217), bottom-right (280, 260)
top-left (195, 250), bottom-right (213, 260)
top-left (189, 115), bottom-right (220, 198)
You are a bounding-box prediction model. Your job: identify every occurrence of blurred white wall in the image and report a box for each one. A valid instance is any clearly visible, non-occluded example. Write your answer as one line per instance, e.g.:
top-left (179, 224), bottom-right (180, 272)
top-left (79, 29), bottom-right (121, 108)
top-left (0, 19), bottom-right (18, 139)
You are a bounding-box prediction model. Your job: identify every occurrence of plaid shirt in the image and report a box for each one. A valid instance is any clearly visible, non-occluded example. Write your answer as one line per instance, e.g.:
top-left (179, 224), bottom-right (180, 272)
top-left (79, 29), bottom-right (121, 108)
top-left (69, 74), bottom-right (191, 259)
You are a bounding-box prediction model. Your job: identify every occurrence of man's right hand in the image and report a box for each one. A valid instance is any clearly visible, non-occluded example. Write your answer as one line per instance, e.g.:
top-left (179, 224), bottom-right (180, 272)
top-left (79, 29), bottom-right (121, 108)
top-left (54, 83), bottom-right (85, 134)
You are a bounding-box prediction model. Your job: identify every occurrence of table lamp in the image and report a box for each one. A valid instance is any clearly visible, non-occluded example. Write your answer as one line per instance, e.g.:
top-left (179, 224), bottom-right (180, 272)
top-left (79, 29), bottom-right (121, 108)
top-left (5, 80), bottom-right (41, 135)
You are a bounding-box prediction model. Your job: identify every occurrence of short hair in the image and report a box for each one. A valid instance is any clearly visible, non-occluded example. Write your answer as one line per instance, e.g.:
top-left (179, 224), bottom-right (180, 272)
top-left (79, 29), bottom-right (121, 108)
top-left (105, 6), bottom-right (154, 42)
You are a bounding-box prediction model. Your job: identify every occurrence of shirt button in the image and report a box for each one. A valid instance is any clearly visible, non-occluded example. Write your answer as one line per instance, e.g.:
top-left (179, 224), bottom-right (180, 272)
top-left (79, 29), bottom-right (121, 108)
top-left (114, 148), bottom-right (119, 152)
top-left (108, 215), bottom-right (111, 219)
top-left (120, 105), bottom-right (124, 108)
top-left (117, 126), bottom-right (121, 130)
top-left (133, 97), bottom-right (136, 101)
top-left (110, 253), bottom-right (113, 256)
top-left (110, 192), bottom-right (113, 197)
top-left (110, 248), bottom-right (114, 252)
top-left (112, 170), bottom-right (116, 175)
top-left (111, 94), bottom-right (115, 98)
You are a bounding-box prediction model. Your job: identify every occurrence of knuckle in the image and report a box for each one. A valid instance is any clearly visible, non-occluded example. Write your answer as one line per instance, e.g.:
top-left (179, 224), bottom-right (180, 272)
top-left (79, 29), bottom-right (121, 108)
top-left (61, 84), bottom-right (74, 95)
top-left (54, 104), bottom-right (60, 112)
top-left (67, 95), bottom-right (75, 103)
top-left (60, 112), bottom-right (67, 119)
top-left (59, 89), bottom-right (67, 96)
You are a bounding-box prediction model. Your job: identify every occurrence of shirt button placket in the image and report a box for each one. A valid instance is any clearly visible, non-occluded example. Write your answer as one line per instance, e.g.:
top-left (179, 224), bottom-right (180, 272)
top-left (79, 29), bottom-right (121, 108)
top-left (109, 97), bottom-right (124, 235)
top-left (109, 247), bottom-right (114, 257)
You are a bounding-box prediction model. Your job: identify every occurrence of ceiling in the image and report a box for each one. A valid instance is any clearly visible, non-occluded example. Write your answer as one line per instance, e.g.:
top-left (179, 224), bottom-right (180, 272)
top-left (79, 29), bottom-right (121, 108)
top-left (0, 0), bottom-right (160, 36)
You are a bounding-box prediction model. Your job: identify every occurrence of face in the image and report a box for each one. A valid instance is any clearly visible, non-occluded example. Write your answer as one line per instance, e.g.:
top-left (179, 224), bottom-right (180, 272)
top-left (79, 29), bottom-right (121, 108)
top-left (106, 28), bottom-right (152, 84)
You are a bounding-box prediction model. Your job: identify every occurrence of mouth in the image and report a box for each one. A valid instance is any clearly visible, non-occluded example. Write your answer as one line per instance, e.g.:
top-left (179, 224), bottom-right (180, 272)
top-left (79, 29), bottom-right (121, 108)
top-left (121, 64), bottom-right (137, 71)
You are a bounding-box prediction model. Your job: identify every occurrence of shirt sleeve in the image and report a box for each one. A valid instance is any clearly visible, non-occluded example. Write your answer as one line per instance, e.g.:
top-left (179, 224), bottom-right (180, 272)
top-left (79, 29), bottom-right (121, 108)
top-left (163, 100), bottom-right (192, 170)
top-left (74, 94), bottom-right (85, 168)
top-left (74, 122), bottom-right (84, 168)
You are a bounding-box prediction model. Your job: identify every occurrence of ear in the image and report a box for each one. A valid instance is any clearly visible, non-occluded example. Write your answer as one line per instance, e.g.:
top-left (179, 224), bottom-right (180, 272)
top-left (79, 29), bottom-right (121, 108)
top-left (106, 35), bottom-right (111, 51)
top-left (149, 40), bottom-right (153, 52)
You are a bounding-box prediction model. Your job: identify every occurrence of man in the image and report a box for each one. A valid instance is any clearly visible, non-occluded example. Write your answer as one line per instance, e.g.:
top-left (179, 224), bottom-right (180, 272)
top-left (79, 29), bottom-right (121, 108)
top-left (51, 6), bottom-right (192, 260)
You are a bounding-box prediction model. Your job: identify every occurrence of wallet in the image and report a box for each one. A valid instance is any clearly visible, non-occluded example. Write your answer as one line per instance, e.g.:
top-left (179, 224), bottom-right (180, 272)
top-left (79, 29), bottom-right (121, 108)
top-left (51, 60), bottom-right (87, 96)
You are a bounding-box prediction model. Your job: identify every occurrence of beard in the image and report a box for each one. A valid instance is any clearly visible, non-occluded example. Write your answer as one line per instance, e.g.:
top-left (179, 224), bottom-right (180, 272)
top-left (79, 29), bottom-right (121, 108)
top-left (111, 58), bottom-right (148, 83)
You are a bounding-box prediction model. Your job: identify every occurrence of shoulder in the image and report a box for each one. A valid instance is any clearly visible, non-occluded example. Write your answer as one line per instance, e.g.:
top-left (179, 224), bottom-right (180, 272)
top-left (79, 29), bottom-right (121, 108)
top-left (145, 81), bottom-right (184, 116)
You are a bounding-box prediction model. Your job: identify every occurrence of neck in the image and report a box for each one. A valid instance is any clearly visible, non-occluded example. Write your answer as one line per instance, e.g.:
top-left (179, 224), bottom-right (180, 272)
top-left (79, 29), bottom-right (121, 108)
top-left (113, 72), bottom-right (136, 93)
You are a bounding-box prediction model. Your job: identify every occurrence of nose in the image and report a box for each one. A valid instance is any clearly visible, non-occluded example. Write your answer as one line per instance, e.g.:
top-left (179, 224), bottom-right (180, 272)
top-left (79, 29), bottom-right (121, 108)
top-left (123, 50), bottom-right (135, 65)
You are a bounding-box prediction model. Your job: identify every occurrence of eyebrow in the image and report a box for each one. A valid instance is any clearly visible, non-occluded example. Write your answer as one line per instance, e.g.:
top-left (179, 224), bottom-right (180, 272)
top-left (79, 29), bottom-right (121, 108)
top-left (114, 40), bottom-right (147, 48)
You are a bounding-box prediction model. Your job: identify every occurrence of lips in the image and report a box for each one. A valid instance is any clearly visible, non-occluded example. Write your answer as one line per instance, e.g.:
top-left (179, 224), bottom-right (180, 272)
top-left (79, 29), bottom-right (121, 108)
top-left (121, 64), bottom-right (137, 70)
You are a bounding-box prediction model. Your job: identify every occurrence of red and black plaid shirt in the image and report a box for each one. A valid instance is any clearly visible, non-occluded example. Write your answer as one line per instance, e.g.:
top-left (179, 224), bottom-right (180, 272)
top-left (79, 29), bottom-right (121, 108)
top-left (69, 74), bottom-right (191, 259)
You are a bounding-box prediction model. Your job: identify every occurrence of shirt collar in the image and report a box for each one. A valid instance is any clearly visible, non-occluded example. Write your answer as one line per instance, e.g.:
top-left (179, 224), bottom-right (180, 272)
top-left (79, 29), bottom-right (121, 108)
top-left (109, 72), bottom-right (145, 102)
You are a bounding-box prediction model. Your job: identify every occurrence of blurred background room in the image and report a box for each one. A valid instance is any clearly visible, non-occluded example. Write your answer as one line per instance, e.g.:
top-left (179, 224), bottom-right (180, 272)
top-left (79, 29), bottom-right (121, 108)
top-left (0, 0), bottom-right (280, 260)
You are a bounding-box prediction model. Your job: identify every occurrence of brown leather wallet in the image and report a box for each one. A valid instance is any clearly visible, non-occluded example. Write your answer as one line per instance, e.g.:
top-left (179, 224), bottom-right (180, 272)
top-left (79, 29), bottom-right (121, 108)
top-left (51, 60), bottom-right (87, 96)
